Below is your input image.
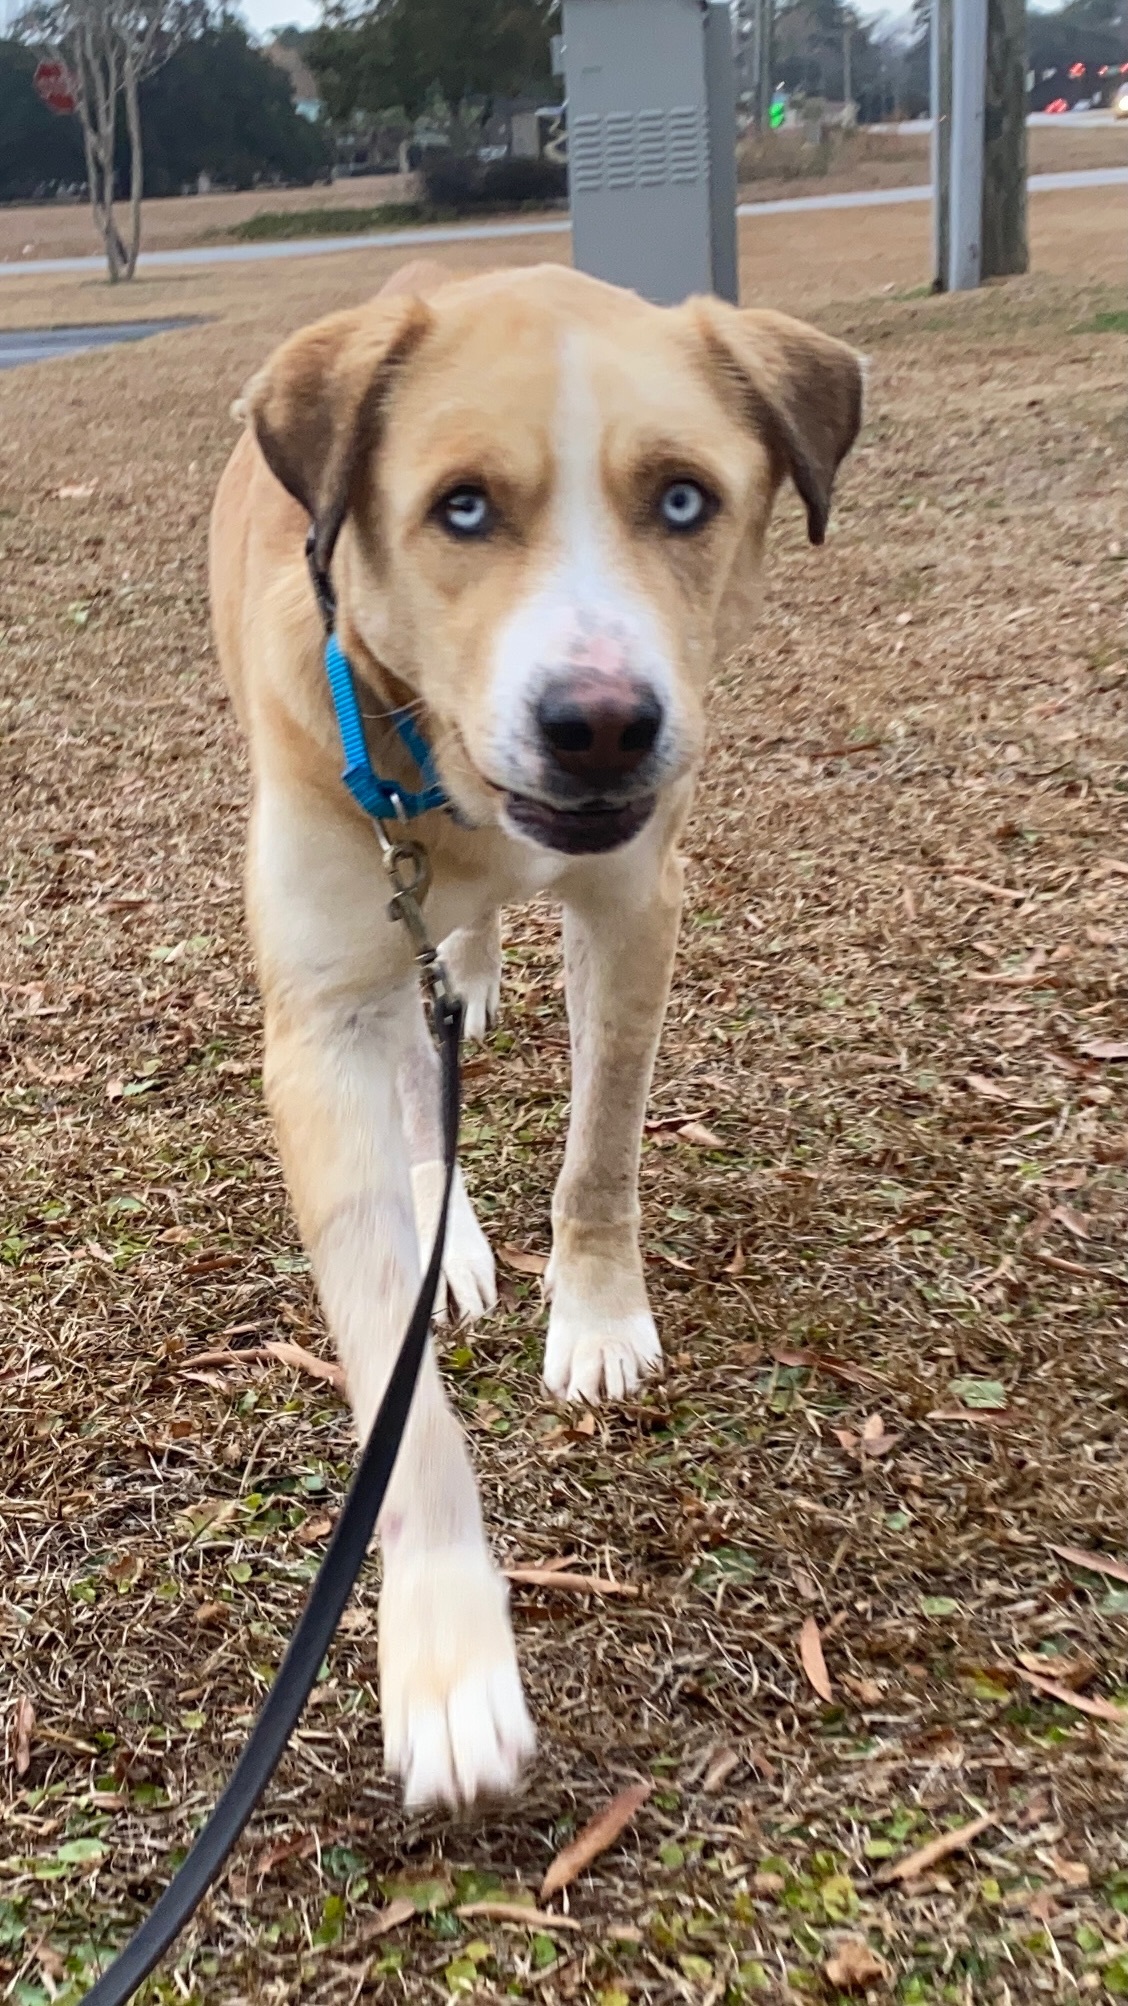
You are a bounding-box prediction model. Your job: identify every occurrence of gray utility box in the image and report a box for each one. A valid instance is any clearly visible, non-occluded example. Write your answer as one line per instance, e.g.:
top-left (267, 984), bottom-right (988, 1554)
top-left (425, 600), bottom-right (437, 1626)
top-left (560, 0), bottom-right (738, 307)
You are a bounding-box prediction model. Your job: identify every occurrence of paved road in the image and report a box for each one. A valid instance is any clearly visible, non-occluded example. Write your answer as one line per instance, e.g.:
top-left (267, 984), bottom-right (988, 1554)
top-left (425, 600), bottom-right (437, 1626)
top-left (0, 316), bottom-right (195, 368)
top-left (1, 166), bottom-right (1125, 284)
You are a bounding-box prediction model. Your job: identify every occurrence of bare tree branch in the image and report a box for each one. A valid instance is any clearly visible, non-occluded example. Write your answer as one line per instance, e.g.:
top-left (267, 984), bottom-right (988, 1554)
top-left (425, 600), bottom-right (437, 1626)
top-left (17, 0), bottom-right (207, 280)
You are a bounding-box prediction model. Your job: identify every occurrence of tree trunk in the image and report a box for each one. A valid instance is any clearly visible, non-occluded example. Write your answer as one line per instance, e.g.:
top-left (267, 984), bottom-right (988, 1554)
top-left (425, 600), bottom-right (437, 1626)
top-left (84, 20), bottom-right (125, 280)
top-left (982, 0), bottom-right (1028, 278)
top-left (124, 51), bottom-right (143, 280)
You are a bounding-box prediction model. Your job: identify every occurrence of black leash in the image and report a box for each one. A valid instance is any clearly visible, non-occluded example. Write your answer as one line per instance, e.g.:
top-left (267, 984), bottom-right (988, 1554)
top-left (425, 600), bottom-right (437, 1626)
top-left (80, 549), bottom-right (461, 2005)
top-left (81, 992), bottom-right (459, 2006)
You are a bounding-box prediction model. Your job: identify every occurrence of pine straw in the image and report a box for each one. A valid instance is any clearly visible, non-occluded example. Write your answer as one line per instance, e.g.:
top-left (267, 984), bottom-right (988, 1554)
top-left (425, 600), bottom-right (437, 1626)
top-left (1, 227), bottom-right (1127, 2005)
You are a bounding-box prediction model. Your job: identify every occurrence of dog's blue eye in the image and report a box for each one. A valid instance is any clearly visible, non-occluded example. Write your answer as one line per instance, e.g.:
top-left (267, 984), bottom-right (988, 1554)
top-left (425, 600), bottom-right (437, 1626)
top-left (440, 487), bottom-right (493, 539)
top-left (659, 479), bottom-right (712, 533)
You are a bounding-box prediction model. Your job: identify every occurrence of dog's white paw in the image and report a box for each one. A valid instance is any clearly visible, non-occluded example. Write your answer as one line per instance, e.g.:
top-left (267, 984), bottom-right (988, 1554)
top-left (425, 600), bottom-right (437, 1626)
top-left (411, 1161), bottom-right (497, 1323)
top-left (442, 920), bottom-right (501, 1043)
top-left (542, 1288), bottom-right (663, 1404)
top-left (379, 1549), bottom-right (535, 1809)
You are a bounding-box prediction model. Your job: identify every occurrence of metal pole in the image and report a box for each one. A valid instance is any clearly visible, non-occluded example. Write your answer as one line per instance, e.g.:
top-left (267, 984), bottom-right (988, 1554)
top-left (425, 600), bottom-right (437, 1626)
top-left (930, 0), bottom-right (952, 291)
top-left (749, 0), bottom-right (761, 124)
top-left (758, 0), bottom-right (774, 132)
top-left (948, 0), bottom-right (987, 291)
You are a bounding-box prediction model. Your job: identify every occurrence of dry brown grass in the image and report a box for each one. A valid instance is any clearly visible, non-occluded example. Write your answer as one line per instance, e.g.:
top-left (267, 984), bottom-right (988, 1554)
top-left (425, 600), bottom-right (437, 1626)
top-left (735, 122), bottom-right (1128, 200)
top-left (0, 175), bottom-right (421, 266)
top-left (2, 193), bottom-right (1128, 2005)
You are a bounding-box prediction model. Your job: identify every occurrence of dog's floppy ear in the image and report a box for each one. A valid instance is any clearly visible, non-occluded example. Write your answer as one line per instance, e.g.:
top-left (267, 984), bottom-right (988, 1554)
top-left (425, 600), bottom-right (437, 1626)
top-left (694, 301), bottom-right (864, 545)
top-left (245, 296), bottom-right (430, 576)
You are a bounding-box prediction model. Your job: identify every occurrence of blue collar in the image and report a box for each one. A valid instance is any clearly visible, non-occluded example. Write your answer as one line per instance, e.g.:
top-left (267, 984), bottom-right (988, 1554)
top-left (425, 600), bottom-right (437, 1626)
top-left (323, 631), bottom-right (448, 823)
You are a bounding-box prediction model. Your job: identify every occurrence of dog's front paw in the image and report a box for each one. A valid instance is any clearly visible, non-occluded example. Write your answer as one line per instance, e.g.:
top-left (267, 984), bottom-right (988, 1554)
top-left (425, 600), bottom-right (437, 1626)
top-left (379, 1549), bottom-right (534, 1810)
top-left (411, 1161), bottom-right (497, 1323)
top-left (542, 1272), bottom-right (663, 1404)
top-left (441, 918), bottom-right (502, 1043)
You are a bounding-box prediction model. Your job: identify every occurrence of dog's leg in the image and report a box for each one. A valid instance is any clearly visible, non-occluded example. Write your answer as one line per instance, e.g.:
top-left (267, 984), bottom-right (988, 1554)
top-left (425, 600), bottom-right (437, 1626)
top-left (253, 813), bottom-right (531, 1805)
top-left (398, 987), bottom-right (497, 1323)
top-left (544, 833), bottom-right (685, 1403)
top-left (441, 910), bottom-right (502, 1042)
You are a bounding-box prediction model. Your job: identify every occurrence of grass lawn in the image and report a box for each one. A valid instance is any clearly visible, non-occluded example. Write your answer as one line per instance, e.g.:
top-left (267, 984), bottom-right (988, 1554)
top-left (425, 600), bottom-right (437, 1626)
top-left (1, 199), bottom-right (1127, 2004)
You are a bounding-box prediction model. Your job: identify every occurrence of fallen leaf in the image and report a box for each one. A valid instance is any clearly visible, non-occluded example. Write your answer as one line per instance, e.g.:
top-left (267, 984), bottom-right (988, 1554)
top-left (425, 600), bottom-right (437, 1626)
top-left (24, 1059), bottom-right (89, 1084)
top-left (1017, 1648), bottom-right (1096, 1692)
top-left (751, 1870), bottom-right (785, 1895)
top-left (1049, 1543), bottom-right (1128, 1588)
top-left (824, 1938), bottom-right (890, 1990)
top-left (1079, 1039), bottom-right (1128, 1062)
top-left (193, 1601), bottom-right (227, 1628)
top-left (798, 1615), bottom-right (832, 1702)
top-left (255, 1832), bottom-right (316, 1878)
top-left (927, 1408), bottom-right (1014, 1428)
top-left (701, 1747), bottom-right (741, 1793)
top-left (770, 1346), bottom-right (881, 1389)
top-left (860, 1413), bottom-right (899, 1457)
top-left (261, 1339), bottom-right (346, 1392)
top-left (1026, 1888), bottom-right (1058, 1922)
top-left (724, 1243), bottom-right (746, 1276)
top-left (106, 1078), bottom-right (124, 1101)
top-left (677, 1121), bottom-right (725, 1149)
top-left (365, 1896), bottom-right (418, 1936)
top-left (1033, 1250), bottom-right (1128, 1289)
top-left (966, 1074), bottom-right (1013, 1102)
top-left (176, 1348), bottom-right (263, 1371)
top-left (967, 947), bottom-right (1048, 987)
top-left (13, 1694), bottom-right (35, 1776)
top-left (951, 873), bottom-right (1026, 903)
top-left (295, 1515), bottom-right (334, 1546)
top-left (55, 481), bottom-right (97, 500)
top-left (1048, 1853), bottom-right (1090, 1888)
top-left (540, 1781), bottom-right (652, 1900)
top-left (456, 1901), bottom-right (582, 1930)
top-left (948, 1377), bottom-right (1008, 1411)
top-left (1013, 1666), bottom-right (1127, 1723)
top-left (878, 1811), bottom-right (995, 1883)
top-left (843, 1676), bottom-right (883, 1705)
top-left (505, 1566), bottom-right (638, 1598)
top-left (1050, 1203), bottom-right (1090, 1241)
top-left (499, 1244), bottom-right (549, 1277)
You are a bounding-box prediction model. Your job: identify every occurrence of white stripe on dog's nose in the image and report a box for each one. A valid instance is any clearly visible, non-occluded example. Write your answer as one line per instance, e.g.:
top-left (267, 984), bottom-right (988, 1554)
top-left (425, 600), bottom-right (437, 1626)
top-left (487, 331), bottom-right (673, 781)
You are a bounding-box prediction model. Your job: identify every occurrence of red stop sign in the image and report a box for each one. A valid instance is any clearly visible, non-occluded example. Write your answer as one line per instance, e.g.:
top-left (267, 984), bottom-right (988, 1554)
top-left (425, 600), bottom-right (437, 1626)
top-left (33, 58), bottom-right (78, 116)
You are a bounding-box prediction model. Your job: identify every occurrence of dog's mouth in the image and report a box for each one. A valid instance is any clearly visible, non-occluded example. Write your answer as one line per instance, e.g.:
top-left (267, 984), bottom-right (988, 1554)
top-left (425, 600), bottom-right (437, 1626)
top-left (502, 791), bottom-right (656, 855)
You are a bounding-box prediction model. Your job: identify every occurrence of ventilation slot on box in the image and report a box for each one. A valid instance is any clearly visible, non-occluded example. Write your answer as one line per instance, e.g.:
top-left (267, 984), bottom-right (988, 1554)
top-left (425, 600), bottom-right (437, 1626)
top-left (636, 109), bottom-right (668, 186)
top-left (570, 112), bottom-right (604, 192)
top-left (668, 105), bottom-right (703, 183)
top-left (604, 111), bottom-right (636, 189)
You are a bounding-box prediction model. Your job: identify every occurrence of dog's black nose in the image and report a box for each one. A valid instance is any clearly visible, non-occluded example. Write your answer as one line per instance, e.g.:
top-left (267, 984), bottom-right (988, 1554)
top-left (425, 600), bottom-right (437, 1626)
top-left (536, 679), bottom-right (663, 787)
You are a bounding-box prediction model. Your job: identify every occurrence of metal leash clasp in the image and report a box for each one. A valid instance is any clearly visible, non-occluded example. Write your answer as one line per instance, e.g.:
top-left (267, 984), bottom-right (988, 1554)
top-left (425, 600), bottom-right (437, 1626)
top-left (375, 823), bottom-right (456, 1022)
